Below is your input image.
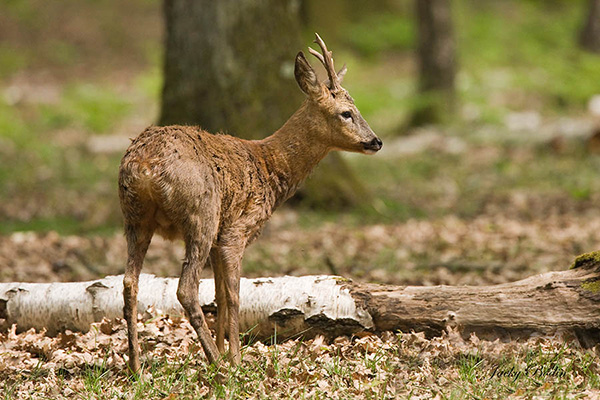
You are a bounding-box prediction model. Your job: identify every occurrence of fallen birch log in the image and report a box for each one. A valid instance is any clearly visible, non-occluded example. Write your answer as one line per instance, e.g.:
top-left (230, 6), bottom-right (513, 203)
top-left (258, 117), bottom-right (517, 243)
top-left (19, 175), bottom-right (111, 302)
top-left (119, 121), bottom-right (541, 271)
top-left (1, 252), bottom-right (599, 344)
top-left (0, 274), bottom-right (373, 340)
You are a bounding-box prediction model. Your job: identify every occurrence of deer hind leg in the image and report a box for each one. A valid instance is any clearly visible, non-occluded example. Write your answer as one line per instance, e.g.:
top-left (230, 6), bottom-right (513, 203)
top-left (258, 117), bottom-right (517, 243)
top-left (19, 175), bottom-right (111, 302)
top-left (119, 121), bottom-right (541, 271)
top-left (210, 249), bottom-right (229, 354)
top-left (178, 224), bottom-right (220, 364)
top-left (123, 223), bottom-right (154, 374)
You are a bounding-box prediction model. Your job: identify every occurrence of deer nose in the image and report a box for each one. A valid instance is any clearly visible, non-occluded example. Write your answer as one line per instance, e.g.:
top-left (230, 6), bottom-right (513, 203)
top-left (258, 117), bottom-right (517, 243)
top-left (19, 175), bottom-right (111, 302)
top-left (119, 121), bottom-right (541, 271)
top-left (363, 137), bottom-right (383, 152)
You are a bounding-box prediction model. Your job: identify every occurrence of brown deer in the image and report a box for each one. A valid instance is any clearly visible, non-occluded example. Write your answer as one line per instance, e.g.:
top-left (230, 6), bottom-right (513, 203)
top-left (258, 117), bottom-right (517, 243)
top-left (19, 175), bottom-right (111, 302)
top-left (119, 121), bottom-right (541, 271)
top-left (118, 33), bottom-right (382, 373)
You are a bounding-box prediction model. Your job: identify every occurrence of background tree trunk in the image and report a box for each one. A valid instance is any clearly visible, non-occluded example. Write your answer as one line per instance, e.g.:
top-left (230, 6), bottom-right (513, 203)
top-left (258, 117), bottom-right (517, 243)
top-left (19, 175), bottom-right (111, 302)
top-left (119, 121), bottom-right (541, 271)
top-left (159, 0), bottom-right (370, 209)
top-left (412, 0), bottom-right (457, 125)
top-left (160, 0), bottom-right (303, 138)
top-left (295, 154), bottom-right (373, 209)
top-left (2, 253), bottom-right (600, 345)
top-left (579, 0), bottom-right (600, 53)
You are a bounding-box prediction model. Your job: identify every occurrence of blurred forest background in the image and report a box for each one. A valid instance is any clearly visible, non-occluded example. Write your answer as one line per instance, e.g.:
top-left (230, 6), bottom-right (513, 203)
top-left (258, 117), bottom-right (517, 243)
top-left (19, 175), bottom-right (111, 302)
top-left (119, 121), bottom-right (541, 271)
top-left (1, 0), bottom-right (600, 287)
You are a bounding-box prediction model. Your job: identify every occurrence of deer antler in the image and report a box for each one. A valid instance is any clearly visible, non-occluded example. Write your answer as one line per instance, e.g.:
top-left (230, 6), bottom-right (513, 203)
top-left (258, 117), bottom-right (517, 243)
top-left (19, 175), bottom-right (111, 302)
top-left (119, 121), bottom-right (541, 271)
top-left (308, 33), bottom-right (342, 91)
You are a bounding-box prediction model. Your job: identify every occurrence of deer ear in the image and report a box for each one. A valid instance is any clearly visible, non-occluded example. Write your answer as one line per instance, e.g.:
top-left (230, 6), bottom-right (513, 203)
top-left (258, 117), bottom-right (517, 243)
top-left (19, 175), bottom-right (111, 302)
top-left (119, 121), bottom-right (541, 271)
top-left (337, 64), bottom-right (347, 84)
top-left (294, 51), bottom-right (320, 97)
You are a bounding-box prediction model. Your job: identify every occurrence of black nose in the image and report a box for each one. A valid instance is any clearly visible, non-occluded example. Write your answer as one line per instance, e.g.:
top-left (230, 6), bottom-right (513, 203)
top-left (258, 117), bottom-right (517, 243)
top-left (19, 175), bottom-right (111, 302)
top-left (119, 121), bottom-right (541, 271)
top-left (363, 137), bottom-right (383, 152)
top-left (371, 138), bottom-right (383, 148)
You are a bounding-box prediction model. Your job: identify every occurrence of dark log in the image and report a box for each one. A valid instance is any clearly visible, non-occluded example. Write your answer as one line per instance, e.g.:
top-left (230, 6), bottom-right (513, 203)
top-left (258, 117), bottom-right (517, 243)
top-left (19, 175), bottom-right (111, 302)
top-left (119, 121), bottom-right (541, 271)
top-left (349, 252), bottom-right (600, 346)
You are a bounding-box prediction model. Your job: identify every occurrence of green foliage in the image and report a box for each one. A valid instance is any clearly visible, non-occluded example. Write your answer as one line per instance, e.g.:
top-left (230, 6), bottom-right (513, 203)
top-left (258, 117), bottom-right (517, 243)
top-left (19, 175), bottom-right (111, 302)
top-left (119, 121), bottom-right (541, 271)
top-left (44, 40), bottom-right (80, 67)
top-left (0, 84), bottom-right (124, 234)
top-left (344, 13), bottom-right (415, 57)
top-left (2, 0), bottom-right (37, 24)
top-left (0, 45), bottom-right (30, 78)
top-left (0, 101), bottom-right (30, 147)
top-left (135, 65), bottom-right (163, 100)
top-left (457, 0), bottom-right (600, 113)
top-left (338, 0), bottom-right (600, 132)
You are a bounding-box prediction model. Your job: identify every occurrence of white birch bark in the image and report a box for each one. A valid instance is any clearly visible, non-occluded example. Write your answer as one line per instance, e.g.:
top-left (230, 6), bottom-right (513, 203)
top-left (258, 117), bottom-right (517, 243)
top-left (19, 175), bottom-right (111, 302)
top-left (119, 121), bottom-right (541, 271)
top-left (1, 254), bottom-right (599, 344)
top-left (0, 274), bottom-right (373, 339)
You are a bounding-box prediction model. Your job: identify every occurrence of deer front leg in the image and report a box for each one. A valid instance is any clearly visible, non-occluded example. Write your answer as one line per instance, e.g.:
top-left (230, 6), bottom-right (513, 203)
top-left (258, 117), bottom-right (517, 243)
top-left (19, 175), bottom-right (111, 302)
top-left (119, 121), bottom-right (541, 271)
top-left (224, 259), bottom-right (242, 365)
top-left (217, 238), bottom-right (246, 365)
top-left (210, 249), bottom-right (228, 354)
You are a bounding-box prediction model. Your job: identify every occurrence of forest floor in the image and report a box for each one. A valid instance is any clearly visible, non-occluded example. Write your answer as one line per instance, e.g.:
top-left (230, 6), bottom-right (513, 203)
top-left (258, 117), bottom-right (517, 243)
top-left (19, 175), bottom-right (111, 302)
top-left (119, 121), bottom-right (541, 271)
top-left (2, 0), bottom-right (600, 398)
top-left (2, 317), bottom-right (599, 399)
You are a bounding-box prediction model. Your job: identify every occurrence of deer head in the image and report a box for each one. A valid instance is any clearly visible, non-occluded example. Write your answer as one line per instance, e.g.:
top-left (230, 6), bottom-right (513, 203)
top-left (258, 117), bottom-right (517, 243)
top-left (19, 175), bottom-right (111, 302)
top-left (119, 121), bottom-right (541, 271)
top-left (294, 33), bottom-right (382, 155)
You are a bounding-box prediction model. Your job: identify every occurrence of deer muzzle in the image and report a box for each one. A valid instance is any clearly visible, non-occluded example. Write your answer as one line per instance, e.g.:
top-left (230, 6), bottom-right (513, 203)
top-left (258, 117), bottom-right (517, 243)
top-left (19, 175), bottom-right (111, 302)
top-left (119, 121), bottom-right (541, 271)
top-left (362, 137), bottom-right (383, 154)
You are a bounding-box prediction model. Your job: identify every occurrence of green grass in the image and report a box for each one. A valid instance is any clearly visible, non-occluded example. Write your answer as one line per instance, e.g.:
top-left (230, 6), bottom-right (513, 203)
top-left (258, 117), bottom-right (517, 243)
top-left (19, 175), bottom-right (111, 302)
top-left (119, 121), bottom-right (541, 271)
top-left (343, 145), bottom-right (600, 223)
top-left (0, 83), bottom-right (126, 235)
top-left (452, 344), bottom-right (600, 399)
top-left (37, 84), bottom-right (133, 134)
top-left (0, 216), bottom-right (119, 236)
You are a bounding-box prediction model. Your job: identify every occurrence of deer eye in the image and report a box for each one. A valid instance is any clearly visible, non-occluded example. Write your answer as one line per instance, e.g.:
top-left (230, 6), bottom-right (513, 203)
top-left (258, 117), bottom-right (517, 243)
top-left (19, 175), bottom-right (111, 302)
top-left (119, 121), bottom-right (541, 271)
top-left (341, 111), bottom-right (352, 119)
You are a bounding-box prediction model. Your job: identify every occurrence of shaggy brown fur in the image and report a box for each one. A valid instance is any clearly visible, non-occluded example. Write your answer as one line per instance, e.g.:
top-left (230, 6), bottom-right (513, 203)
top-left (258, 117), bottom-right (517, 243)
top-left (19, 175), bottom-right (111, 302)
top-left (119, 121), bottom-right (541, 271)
top-left (118, 34), bottom-right (382, 373)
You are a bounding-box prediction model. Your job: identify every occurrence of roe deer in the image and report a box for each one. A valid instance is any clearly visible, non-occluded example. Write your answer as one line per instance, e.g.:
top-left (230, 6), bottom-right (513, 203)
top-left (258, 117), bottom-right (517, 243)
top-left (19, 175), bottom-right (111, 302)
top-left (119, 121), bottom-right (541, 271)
top-left (118, 33), bottom-right (382, 373)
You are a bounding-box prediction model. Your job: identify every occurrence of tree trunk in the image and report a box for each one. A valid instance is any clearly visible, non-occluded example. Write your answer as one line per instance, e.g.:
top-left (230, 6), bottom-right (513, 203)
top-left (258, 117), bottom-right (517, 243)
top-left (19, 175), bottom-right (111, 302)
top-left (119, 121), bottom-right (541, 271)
top-left (412, 0), bottom-right (457, 125)
top-left (159, 0), bottom-right (370, 208)
top-left (160, 0), bottom-right (303, 138)
top-left (580, 0), bottom-right (600, 53)
top-left (292, 153), bottom-right (373, 209)
top-left (2, 253), bottom-right (599, 345)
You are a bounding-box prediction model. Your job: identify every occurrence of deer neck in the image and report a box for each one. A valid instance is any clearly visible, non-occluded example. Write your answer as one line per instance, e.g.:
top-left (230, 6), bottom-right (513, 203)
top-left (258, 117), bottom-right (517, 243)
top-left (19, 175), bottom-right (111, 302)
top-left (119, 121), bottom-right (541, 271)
top-left (257, 101), bottom-right (331, 204)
